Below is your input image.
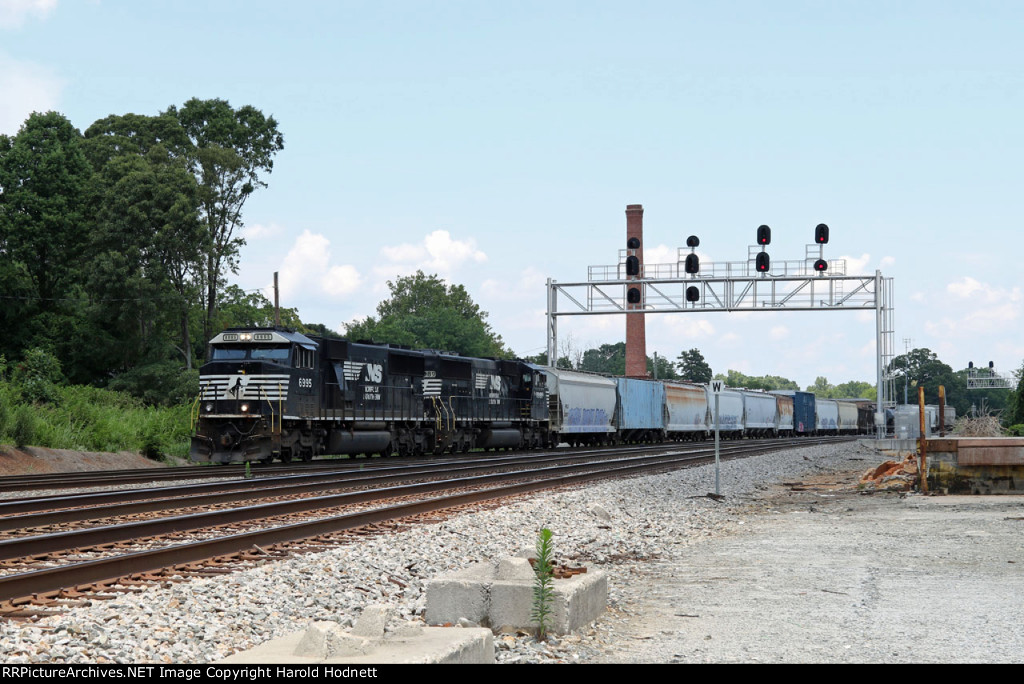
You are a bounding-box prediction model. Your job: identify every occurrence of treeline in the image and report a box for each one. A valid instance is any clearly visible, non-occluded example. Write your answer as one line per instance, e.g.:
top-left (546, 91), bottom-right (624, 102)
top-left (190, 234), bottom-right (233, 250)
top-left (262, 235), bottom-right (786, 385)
top-left (0, 100), bottom-right (291, 405)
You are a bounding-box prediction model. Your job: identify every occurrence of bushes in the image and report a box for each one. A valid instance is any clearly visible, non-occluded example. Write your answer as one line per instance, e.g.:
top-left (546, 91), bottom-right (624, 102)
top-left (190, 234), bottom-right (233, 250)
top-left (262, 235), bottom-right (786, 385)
top-left (0, 380), bottom-right (191, 460)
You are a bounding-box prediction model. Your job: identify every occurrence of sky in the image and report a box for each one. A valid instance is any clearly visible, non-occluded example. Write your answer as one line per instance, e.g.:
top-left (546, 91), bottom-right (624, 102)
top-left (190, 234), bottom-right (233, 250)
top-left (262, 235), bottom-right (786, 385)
top-left (2, 0), bottom-right (1022, 392)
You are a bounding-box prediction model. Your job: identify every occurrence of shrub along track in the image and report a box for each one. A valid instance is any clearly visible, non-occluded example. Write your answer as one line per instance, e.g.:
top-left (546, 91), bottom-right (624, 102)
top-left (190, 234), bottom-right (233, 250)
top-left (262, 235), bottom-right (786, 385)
top-left (0, 436), bottom-right (854, 618)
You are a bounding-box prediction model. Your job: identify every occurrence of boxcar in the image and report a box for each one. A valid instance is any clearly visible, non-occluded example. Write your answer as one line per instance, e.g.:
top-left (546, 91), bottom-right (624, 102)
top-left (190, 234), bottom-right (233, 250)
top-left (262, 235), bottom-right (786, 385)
top-left (741, 390), bottom-right (778, 437)
top-left (836, 400), bottom-right (859, 435)
top-left (615, 377), bottom-right (666, 443)
top-left (707, 387), bottom-right (744, 438)
top-left (539, 367), bottom-right (617, 446)
top-left (816, 399), bottom-right (839, 434)
top-left (664, 381), bottom-right (710, 441)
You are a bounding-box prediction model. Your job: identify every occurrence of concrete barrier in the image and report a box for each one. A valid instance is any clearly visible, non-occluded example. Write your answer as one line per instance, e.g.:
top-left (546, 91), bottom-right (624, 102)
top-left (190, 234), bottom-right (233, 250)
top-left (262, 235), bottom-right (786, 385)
top-left (425, 554), bottom-right (607, 635)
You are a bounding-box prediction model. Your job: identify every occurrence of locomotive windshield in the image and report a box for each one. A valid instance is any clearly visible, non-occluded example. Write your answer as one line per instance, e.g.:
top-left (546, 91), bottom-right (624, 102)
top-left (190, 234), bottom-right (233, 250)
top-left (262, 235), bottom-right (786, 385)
top-left (210, 345), bottom-right (292, 362)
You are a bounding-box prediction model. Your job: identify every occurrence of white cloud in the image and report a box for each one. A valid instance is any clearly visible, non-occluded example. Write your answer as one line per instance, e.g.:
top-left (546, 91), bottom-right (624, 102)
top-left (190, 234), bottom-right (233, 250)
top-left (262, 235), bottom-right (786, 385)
top-left (769, 325), bottom-right (789, 341)
top-left (946, 276), bottom-right (1021, 305)
top-left (0, 0), bottom-right (57, 29)
top-left (480, 266), bottom-right (547, 303)
top-left (242, 222), bottom-right (284, 241)
top-left (378, 229), bottom-right (487, 277)
top-left (278, 230), bottom-right (363, 301)
top-left (838, 253), bottom-right (872, 276)
top-left (0, 54), bottom-right (62, 135)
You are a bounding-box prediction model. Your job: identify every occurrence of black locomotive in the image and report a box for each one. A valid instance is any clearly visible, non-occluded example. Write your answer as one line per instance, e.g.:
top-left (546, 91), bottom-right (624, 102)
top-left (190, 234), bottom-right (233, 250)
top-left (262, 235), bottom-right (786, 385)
top-left (190, 327), bottom-right (550, 464)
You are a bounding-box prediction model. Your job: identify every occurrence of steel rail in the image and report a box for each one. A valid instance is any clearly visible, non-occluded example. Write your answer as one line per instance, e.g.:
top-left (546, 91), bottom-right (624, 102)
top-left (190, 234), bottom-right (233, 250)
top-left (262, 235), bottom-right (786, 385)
top-left (0, 439), bottom-right (853, 604)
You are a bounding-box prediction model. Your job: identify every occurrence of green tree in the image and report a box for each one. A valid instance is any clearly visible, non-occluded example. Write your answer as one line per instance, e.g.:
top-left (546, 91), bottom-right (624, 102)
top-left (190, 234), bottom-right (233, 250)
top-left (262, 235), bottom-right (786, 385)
top-left (0, 112), bottom-right (93, 367)
top-left (676, 348), bottom-right (712, 384)
top-left (579, 342), bottom-right (626, 375)
top-left (887, 348), bottom-right (958, 407)
top-left (806, 376), bottom-right (836, 397)
top-left (165, 98), bottom-right (285, 350)
top-left (714, 370), bottom-right (799, 391)
top-left (833, 380), bottom-right (876, 399)
top-left (85, 136), bottom-right (206, 371)
top-left (215, 285), bottom-right (304, 331)
top-left (344, 271), bottom-right (511, 358)
top-left (0, 112), bottom-right (91, 307)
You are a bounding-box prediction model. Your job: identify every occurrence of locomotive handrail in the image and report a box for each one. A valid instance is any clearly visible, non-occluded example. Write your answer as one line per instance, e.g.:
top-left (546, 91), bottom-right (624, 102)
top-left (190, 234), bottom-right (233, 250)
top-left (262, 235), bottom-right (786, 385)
top-left (189, 394), bottom-right (201, 433)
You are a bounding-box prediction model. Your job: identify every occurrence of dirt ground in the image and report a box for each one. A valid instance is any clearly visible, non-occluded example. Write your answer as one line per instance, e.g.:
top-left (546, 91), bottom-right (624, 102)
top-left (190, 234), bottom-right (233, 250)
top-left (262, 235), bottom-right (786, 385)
top-left (0, 445), bottom-right (167, 475)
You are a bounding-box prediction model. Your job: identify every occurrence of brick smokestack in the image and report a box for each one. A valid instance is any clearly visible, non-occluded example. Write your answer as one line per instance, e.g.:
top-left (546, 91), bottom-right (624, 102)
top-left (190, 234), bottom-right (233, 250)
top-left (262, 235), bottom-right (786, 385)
top-left (625, 204), bottom-right (648, 378)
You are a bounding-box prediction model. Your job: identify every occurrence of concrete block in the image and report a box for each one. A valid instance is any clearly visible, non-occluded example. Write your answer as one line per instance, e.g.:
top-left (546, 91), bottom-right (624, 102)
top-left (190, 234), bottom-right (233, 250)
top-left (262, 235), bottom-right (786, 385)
top-left (351, 604), bottom-right (389, 639)
top-left (425, 558), bottom-right (607, 635)
top-left (219, 622), bottom-right (494, 664)
top-left (293, 621), bottom-right (371, 659)
top-left (423, 564), bottom-right (492, 626)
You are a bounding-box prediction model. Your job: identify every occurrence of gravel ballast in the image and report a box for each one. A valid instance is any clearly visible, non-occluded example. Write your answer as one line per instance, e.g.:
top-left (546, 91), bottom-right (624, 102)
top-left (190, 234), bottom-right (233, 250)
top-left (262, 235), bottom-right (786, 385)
top-left (1, 441), bottom-right (1021, 664)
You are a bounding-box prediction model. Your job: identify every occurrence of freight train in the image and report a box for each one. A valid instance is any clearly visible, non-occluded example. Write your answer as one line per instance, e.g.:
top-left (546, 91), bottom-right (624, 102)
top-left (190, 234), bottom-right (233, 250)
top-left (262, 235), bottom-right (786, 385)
top-left (189, 327), bottom-right (876, 464)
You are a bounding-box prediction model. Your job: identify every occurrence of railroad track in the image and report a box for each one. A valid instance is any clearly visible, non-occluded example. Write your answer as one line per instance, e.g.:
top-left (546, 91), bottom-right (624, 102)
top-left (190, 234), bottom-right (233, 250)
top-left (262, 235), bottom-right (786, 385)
top-left (0, 436), bottom-right (854, 617)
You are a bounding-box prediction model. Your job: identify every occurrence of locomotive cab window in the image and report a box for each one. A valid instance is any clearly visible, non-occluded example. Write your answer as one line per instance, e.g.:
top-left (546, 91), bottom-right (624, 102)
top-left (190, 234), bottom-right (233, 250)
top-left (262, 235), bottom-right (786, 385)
top-left (210, 345), bottom-right (291, 362)
top-left (295, 346), bottom-right (315, 369)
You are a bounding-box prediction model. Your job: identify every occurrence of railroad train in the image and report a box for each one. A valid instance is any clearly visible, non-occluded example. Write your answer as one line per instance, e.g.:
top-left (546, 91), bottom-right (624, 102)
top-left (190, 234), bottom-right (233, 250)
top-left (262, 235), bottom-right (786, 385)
top-left (190, 327), bottom-right (879, 465)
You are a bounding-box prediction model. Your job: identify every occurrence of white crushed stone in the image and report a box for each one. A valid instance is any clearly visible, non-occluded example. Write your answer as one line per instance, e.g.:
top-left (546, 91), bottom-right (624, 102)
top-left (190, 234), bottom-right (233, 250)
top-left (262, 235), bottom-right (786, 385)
top-left (0, 442), bottom-right (871, 664)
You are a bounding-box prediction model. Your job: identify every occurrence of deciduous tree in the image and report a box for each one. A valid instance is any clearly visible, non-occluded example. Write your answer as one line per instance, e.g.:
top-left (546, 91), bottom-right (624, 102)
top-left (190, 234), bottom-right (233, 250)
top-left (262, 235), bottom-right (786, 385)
top-left (345, 272), bottom-right (511, 359)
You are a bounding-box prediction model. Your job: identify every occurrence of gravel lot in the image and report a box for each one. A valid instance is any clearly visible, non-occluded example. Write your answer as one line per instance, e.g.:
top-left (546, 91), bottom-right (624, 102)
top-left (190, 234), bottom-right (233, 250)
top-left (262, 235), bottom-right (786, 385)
top-left (1, 440), bottom-right (1021, 664)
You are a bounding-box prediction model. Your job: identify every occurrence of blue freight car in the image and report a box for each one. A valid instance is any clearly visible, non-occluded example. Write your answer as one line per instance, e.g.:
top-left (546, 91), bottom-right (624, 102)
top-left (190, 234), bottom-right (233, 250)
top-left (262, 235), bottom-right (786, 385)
top-left (615, 377), bottom-right (666, 443)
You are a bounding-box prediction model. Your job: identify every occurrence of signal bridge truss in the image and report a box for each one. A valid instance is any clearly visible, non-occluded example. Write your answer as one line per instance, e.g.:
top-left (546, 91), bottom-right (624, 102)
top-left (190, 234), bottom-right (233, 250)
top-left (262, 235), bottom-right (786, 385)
top-left (966, 368), bottom-right (1015, 390)
top-left (546, 255), bottom-right (897, 437)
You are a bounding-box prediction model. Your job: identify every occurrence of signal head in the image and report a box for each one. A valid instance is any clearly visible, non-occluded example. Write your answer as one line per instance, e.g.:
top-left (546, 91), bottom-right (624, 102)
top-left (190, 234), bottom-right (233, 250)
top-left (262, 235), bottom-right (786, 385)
top-left (685, 253), bottom-right (700, 274)
top-left (625, 255), bottom-right (640, 276)
top-left (627, 237), bottom-right (640, 249)
top-left (757, 225), bottom-right (771, 245)
top-left (755, 252), bottom-right (770, 273)
top-left (815, 223), bottom-right (830, 244)
top-left (813, 258), bottom-right (828, 272)
top-left (686, 286), bottom-right (700, 302)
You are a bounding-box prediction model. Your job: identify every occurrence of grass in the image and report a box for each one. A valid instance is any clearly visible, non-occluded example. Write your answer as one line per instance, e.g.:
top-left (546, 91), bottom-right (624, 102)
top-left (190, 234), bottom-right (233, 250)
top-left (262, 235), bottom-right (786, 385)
top-left (0, 380), bottom-right (192, 461)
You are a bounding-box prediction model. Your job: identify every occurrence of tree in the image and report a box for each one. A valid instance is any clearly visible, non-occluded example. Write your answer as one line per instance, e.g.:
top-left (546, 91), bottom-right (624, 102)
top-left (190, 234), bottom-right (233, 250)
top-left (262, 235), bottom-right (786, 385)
top-left (344, 272), bottom-right (511, 358)
top-left (84, 134), bottom-right (206, 370)
top-left (0, 112), bottom-right (93, 375)
top-left (215, 285), bottom-right (304, 331)
top-left (0, 112), bottom-right (91, 305)
top-left (580, 342), bottom-right (626, 375)
top-left (649, 353), bottom-right (679, 380)
top-left (676, 348), bottom-right (712, 384)
top-left (887, 348), bottom-right (958, 407)
top-left (714, 370), bottom-right (799, 391)
top-left (165, 98), bottom-right (284, 350)
top-left (833, 380), bottom-right (876, 399)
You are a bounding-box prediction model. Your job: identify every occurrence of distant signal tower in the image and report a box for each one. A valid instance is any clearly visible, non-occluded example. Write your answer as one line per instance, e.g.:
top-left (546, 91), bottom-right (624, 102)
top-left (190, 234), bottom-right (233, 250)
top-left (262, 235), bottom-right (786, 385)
top-left (966, 361), bottom-right (1015, 390)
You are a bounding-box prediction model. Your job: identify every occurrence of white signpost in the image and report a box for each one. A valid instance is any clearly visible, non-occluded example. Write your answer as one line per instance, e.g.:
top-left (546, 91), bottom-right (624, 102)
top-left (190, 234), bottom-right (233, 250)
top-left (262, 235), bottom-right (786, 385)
top-left (710, 380), bottom-right (723, 496)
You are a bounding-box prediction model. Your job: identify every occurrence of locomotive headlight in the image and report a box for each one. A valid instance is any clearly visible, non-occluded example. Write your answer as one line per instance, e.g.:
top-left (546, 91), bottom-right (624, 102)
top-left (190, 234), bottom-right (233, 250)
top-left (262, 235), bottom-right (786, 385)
top-left (239, 332), bottom-right (252, 341)
top-left (205, 403), bottom-right (214, 412)
top-left (240, 403), bottom-right (250, 413)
